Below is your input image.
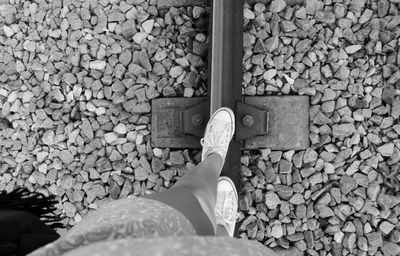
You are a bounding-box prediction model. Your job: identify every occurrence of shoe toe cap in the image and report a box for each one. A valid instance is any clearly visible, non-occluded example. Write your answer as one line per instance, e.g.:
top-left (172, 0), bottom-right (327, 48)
top-left (214, 109), bottom-right (234, 122)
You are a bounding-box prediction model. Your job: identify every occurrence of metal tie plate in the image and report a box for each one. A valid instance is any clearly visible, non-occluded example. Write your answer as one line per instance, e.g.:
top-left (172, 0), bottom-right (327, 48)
top-left (151, 96), bottom-right (309, 150)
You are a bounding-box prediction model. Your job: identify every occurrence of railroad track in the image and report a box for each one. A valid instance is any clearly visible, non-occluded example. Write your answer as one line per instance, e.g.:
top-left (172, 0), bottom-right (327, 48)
top-left (150, 0), bottom-right (310, 235)
top-left (3, 0), bottom-right (397, 254)
top-left (156, 0), bottom-right (305, 8)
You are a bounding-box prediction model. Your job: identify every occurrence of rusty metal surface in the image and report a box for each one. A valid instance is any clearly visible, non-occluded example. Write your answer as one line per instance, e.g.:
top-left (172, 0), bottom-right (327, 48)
top-left (182, 101), bottom-right (210, 138)
top-left (209, 0), bottom-right (243, 115)
top-left (152, 96), bottom-right (309, 151)
top-left (151, 97), bottom-right (208, 149)
top-left (243, 96), bottom-right (309, 150)
top-left (236, 101), bottom-right (269, 141)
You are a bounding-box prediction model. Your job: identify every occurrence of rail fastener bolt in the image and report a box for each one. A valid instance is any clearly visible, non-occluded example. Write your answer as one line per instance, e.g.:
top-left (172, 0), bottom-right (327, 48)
top-left (192, 114), bottom-right (204, 126)
top-left (242, 115), bottom-right (254, 127)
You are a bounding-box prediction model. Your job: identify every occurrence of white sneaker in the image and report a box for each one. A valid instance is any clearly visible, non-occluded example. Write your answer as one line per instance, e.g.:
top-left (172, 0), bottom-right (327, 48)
top-left (215, 176), bottom-right (239, 237)
top-left (200, 107), bottom-right (235, 163)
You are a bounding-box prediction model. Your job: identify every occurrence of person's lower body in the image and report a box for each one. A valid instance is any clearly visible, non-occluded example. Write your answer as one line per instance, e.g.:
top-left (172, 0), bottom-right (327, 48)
top-left (144, 107), bottom-right (238, 237)
top-left (144, 153), bottom-right (223, 236)
top-left (29, 107), bottom-right (239, 256)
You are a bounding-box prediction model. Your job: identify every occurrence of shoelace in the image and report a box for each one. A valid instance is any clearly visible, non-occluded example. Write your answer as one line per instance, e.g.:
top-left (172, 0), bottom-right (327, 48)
top-left (200, 138), bottom-right (224, 156)
top-left (200, 122), bottom-right (230, 157)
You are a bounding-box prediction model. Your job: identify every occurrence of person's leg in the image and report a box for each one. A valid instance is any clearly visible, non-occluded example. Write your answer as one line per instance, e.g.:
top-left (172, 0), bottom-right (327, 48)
top-left (145, 107), bottom-right (235, 236)
top-left (173, 153), bottom-right (223, 226)
top-left (144, 153), bottom-right (223, 235)
top-left (216, 225), bottom-right (229, 236)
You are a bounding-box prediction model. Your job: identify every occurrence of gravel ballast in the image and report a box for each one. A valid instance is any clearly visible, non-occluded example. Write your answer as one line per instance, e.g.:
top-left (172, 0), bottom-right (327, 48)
top-left (240, 0), bottom-right (400, 255)
top-left (0, 0), bottom-right (208, 225)
top-left (1, 0), bottom-right (400, 256)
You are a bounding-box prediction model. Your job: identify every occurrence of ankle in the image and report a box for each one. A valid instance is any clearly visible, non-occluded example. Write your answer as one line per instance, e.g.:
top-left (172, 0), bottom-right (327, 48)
top-left (204, 153), bottom-right (224, 170)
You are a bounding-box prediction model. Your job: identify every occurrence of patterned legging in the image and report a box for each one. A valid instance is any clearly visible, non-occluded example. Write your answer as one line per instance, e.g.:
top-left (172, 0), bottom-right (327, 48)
top-left (29, 154), bottom-right (226, 255)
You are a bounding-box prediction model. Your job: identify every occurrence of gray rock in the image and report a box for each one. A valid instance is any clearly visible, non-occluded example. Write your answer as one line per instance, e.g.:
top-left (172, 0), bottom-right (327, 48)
top-left (380, 221), bottom-right (395, 235)
top-left (120, 180), bottom-right (132, 198)
top-left (169, 151), bottom-right (185, 165)
top-left (90, 60), bottom-right (106, 70)
top-left (382, 86), bottom-right (395, 104)
top-left (128, 64), bottom-right (147, 76)
top-left (391, 98), bottom-right (400, 118)
top-left (131, 103), bottom-right (151, 114)
top-left (305, 0), bottom-right (323, 15)
top-left (265, 166), bottom-right (277, 183)
top-left (293, 78), bottom-right (309, 89)
top-left (350, 0), bottom-right (366, 13)
top-left (321, 88), bottom-right (336, 102)
top-left (279, 160), bottom-right (292, 174)
top-left (160, 169), bottom-right (174, 182)
top-left (146, 86), bottom-right (159, 100)
top-left (104, 132), bottom-right (118, 143)
top-left (63, 202), bottom-right (77, 217)
top-left (81, 119), bottom-right (94, 140)
top-left (366, 232), bottom-right (383, 247)
top-left (139, 156), bottom-right (151, 173)
top-left (377, 143), bottom-right (394, 157)
top-left (60, 175), bottom-right (74, 190)
top-left (332, 123), bottom-right (355, 139)
top-left (109, 181), bottom-right (121, 200)
top-left (264, 191), bottom-right (281, 209)
top-left (390, 230), bottom-right (400, 243)
top-left (295, 39), bottom-right (312, 52)
top-left (96, 158), bottom-right (112, 173)
top-left (377, 0), bottom-right (390, 17)
top-left (265, 36), bottom-right (279, 52)
top-left (59, 150), bottom-right (74, 164)
top-left (289, 193), bottom-right (305, 205)
top-left (377, 193), bottom-right (400, 209)
top-left (2, 25), bottom-right (14, 37)
top-left (303, 148), bottom-right (318, 164)
top-left (151, 157), bottom-right (165, 173)
top-left (186, 53), bottom-right (204, 68)
top-left (357, 236), bottom-right (368, 251)
top-left (339, 175), bottom-right (357, 195)
top-left (63, 73), bottom-right (77, 84)
top-left (315, 11), bottom-right (336, 24)
top-left (42, 130), bottom-right (55, 145)
top-left (359, 9), bottom-right (373, 24)
top-left (108, 10), bottom-right (125, 22)
top-left (139, 50), bottom-right (152, 71)
top-left (122, 20), bottom-right (137, 39)
top-left (170, 66), bottom-right (183, 78)
top-left (334, 65), bottom-right (350, 80)
top-left (270, 0), bottom-right (286, 13)
top-left (275, 185), bottom-right (293, 200)
top-left (134, 166), bottom-right (149, 181)
top-left (270, 221), bottom-right (284, 238)
top-left (315, 204), bottom-right (334, 218)
top-left (382, 241), bottom-right (400, 256)
top-left (345, 45), bottom-right (362, 54)
top-left (66, 12), bottom-right (82, 30)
